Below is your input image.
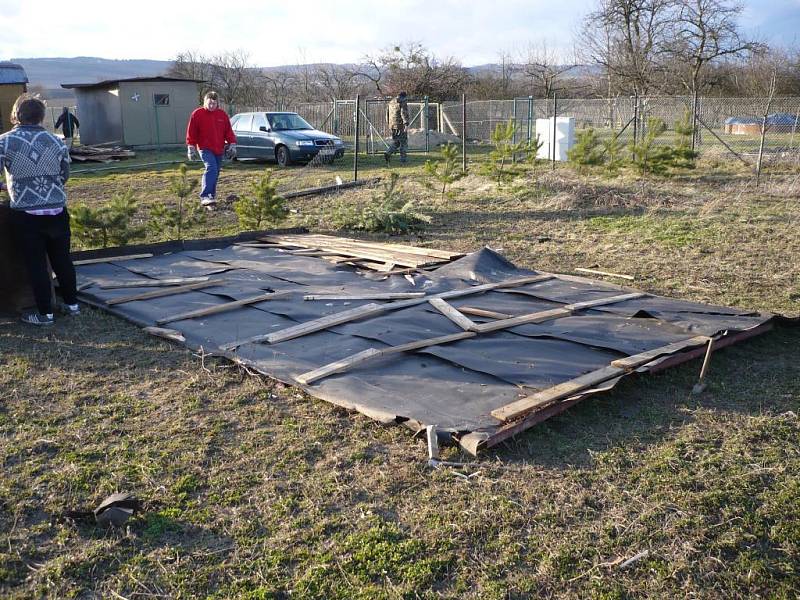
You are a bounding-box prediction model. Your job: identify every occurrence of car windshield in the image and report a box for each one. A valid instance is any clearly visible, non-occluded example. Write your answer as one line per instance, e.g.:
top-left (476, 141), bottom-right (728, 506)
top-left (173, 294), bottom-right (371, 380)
top-left (267, 113), bottom-right (313, 131)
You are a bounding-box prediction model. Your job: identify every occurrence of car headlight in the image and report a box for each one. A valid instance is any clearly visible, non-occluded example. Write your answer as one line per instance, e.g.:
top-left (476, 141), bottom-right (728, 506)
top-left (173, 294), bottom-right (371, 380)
top-left (333, 139), bottom-right (343, 145)
top-left (295, 140), bottom-right (314, 147)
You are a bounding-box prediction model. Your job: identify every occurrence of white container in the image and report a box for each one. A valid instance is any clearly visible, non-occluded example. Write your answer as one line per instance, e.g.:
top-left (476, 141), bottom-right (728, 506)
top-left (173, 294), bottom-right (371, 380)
top-left (535, 117), bottom-right (575, 161)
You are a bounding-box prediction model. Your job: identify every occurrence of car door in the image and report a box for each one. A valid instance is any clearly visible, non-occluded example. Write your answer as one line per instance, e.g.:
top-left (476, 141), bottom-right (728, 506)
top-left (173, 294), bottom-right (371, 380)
top-left (233, 113), bottom-right (253, 158)
top-left (250, 113), bottom-right (275, 160)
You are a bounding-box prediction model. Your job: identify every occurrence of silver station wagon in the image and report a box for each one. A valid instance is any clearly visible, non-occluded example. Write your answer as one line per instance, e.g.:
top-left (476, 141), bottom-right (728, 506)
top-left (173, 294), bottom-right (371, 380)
top-left (230, 111), bottom-right (345, 166)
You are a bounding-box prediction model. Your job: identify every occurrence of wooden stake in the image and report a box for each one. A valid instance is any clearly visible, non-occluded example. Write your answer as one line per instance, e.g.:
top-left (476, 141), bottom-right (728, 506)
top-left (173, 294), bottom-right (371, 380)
top-left (73, 253), bottom-right (153, 266)
top-left (156, 291), bottom-right (291, 324)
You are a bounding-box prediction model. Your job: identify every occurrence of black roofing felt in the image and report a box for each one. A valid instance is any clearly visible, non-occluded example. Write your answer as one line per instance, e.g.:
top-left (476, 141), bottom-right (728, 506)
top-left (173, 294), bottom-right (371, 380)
top-left (75, 244), bottom-right (777, 450)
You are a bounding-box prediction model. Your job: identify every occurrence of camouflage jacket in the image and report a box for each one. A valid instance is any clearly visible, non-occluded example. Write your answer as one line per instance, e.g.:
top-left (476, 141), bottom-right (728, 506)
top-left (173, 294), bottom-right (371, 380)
top-left (387, 98), bottom-right (410, 130)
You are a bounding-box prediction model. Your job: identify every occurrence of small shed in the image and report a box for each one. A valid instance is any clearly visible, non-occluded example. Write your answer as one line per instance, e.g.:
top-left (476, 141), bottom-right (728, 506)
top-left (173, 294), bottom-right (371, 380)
top-left (61, 76), bottom-right (203, 147)
top-left (724, 113), bottom-right (800, 135)
top-left (0, 62), bottom-right (28, 134)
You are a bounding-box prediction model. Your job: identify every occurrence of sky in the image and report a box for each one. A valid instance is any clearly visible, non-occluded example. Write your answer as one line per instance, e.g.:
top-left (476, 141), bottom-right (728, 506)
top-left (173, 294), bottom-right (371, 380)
top-left (2, 0), bottom-right (798, 66)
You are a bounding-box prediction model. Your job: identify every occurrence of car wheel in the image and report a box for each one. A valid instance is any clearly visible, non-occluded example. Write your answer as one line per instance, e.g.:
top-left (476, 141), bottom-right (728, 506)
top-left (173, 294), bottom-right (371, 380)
top-left (276, 145), bottom-right (292, 167)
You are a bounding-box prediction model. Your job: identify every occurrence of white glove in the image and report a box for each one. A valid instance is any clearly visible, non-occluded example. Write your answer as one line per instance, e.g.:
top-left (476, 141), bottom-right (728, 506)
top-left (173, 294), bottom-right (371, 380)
top-left (187, 146), bottom-right (196, 161)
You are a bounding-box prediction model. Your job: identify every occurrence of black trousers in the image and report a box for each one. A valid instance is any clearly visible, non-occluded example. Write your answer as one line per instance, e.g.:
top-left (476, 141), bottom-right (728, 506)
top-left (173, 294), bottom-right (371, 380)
top-left (10, 209), bottom-right (77, 314)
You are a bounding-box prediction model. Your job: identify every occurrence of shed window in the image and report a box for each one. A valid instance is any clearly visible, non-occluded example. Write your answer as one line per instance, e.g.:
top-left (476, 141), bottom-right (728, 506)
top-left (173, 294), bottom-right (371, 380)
top-left (154, 94), bottom-right (170, 106)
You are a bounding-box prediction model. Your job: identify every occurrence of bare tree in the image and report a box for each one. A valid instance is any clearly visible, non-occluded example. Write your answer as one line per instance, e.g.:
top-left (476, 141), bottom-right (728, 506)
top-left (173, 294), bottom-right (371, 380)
top-left (314, 64), bottom-right (359, 101)
top-left (520, 41), bottom-right (577, 98)
top-left (666, 0), bottom-right (759, 97)
top-left (167, 51), bottom-right (213, 101)
top-left (580, 0), bottom-right (676, 96)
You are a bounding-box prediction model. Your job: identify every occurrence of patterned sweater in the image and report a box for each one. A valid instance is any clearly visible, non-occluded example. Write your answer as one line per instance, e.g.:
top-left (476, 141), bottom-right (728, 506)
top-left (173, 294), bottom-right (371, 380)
top-left (0, 125), bottom-right (70, 211)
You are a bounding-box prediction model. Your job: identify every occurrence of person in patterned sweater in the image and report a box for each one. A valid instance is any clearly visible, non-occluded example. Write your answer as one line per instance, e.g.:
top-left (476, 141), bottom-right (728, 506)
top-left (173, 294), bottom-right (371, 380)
top-left (0, 94), bottom-right (78, 326)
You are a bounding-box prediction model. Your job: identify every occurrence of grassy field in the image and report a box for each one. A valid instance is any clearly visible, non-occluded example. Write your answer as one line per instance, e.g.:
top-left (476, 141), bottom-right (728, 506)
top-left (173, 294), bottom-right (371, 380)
top-left (1, 149), bottom-right (798, 599)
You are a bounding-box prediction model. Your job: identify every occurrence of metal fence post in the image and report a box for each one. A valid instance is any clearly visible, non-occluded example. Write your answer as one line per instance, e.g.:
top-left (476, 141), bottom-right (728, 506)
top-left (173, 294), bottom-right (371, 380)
top-left (632, 94), bottom-right (639, 147)
top-left (424, 96), bottom-right (430, 153)
top-left (353, 94), bottom-right (360, 182)
top-left (462, 93), bottom-right (467, 174)
top-left (551, 93), bottom-right (558, 170)
top-left (333, 99), bottom-right (338, 136)
top-left (527, 96), bottom-right (533, 143)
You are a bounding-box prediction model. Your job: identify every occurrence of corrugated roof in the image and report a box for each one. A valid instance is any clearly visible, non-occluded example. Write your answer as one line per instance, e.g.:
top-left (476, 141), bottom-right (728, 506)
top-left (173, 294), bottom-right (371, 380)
top-left (0, 62), bottom-right (28, 85)
top-left (61, 76), bottom-right (204, 90)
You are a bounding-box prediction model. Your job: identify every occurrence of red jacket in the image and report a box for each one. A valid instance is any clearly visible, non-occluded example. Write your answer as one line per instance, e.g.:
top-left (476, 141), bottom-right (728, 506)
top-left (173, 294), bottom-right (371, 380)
top-left (186, 107), bottom-right (236, 155)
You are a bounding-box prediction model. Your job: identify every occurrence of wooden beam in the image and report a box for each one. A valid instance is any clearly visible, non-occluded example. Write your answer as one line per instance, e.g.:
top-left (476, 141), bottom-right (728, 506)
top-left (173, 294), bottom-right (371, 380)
top-left (155, 291), bottom-right (291, 325)
top-left (473, 307), bottom-right (573, 333)
top-left (610, 336), bottom-right (711, 370)
top-left (563, 292), bottom-right (646, 311)
top-left (491, 365), bottom-right (625, 422)
top-left (428, 298), bottom-right (478, 331)
top-left (491, 335), bottom-right (712, 423)
top-left (221, 302), bottom-right (387, 350)
top-left (106, 279), bottom-right (226, 306)
top-left (73, 253), bottom-right (153, 266)
top-left (575, 267), bottom-right (634, 281)
top-left (223, 274), bottom-right (553, 350)
top-left (100, 277), bottom-right (210, 289)
top-left (303, 292), bottom-right (425, 301)
top-left (295, 331), bottom-right (476, 385)
top-left (143, 326), bottom-right (186, 343)
top-left (458, 306), bottom-right (513, 320)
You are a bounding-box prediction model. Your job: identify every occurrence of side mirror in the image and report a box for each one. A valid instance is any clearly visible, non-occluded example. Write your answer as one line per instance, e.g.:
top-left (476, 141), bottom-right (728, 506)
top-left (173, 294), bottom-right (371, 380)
top-left (259, 125), bottom-right (269, 132)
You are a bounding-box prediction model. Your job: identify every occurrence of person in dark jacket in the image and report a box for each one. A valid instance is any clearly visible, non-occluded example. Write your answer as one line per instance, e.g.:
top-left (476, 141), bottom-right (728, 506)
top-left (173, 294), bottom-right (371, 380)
top-left (0, 95), bottom-right (78, 326)
top-left (384, 91), bottom-right (410, 164)
top-left (54, 107), bottom-right (80, 147)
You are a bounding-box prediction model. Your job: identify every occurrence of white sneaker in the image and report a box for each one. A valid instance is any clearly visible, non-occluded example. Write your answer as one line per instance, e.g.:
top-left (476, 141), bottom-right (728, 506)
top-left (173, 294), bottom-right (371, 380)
top-left (200, 196), bottom-right (216, 207)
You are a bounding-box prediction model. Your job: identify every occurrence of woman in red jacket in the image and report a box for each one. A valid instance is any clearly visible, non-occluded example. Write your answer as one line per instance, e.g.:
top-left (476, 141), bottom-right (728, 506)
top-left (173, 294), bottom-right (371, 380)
top-left (185, 91), bottom-right (236, 207)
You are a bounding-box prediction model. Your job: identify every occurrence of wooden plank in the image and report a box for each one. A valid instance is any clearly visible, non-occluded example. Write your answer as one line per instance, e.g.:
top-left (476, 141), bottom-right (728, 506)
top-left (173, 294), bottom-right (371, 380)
top-left (100, 277), bottom-right (210, 289)
top-left (458, 306), bottom-right (513, 319)
top-left (221, 302), bottom-right (387, 350)
top-left (610, 336), bottom-right (711, 370)
top-left (295, 331), bottom-right (476, 385)
top-left (428, 298), bottom-right (478, 331)
top-left (156, 291), bottom-right (291, 325)
top-left (575, 267), bottom-right (635, 281)
top-left (491, 365), bottom-right (625, 422)
top-left (474, 307), bottom-right (573, 333)
top-left (73, 253), bottom-right (153, 266)
top-left (223, 275), bottom-right (553, 350)
top-left (143, 326), bottom-right (186, 343)
top-left (304, 292), bottom-right (425, 301)
top-left (294, 348), bottom-right (384, 385)
top-left (106, 279), bottom-right (226, 306)
top-left (563, 292), bottom-right (645, 311)
top-left (492, 335), bottom-right (712, 423)
top-left (261, 233), bottom-right (460, 261)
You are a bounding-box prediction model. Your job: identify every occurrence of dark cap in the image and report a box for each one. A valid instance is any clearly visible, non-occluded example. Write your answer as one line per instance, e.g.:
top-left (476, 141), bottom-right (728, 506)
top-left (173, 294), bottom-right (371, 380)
top-left (398, 91), bottom-right (407, 98)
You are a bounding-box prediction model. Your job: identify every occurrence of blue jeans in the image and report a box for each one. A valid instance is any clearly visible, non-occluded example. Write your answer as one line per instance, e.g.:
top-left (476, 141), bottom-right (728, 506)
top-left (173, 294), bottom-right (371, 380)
top-left (199, 150), bottom-right (223, 198)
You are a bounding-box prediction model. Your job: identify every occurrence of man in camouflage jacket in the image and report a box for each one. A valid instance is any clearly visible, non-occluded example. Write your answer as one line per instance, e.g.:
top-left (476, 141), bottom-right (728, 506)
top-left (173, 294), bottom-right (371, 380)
top-left (384, 91), bottom-right (409, 164)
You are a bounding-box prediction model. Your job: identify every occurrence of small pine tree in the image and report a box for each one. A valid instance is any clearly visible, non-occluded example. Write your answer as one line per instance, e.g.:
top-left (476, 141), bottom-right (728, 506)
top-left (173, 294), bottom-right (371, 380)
top-left (423, 143), bottom-right (466, 201)
top-left (481, 120), bottom-right (519, 183)
top-left (628, 118), bottom-right (674, 177)
top-left (603, 135), bottom-right (625, 176)
top-left (148, 164), bottom-right (204, 240)
top-left (523, 134), bottom-right (545, 173)
top-left (234, 170), bottom-right (288, 231)
top-left (568, 128), bottom-right (604, 172)
top-left (672, 110), bottom-right (698, 169)
top-left (70, 190), bottom-right (144, 248)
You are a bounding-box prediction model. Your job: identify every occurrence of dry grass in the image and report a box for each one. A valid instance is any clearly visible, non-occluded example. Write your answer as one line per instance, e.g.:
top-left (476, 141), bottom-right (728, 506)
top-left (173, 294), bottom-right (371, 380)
top-left (1, 151), bottom-right (798, 599)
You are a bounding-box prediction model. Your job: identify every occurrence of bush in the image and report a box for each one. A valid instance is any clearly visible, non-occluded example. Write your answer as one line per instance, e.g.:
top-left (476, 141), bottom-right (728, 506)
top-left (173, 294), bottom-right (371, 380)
top-left (70, 190), bottom-right (144, 248)
top-left (234, 169), bottom-right (288, 231)
top-left (330, 173), bottom-right (430, 235)
top-left (673, 110), bottom-right (698, 169)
